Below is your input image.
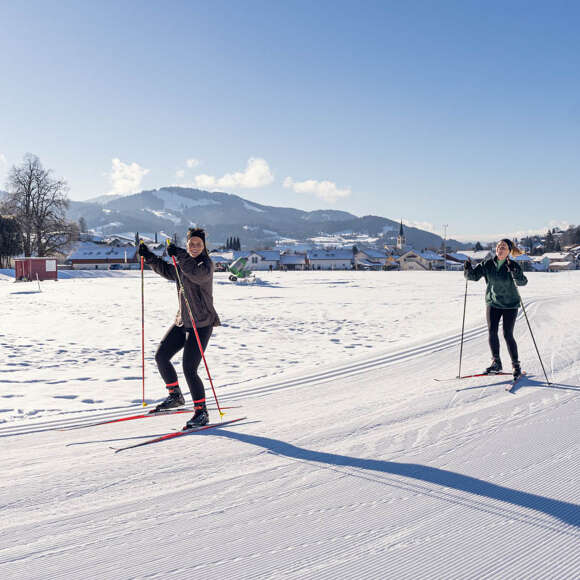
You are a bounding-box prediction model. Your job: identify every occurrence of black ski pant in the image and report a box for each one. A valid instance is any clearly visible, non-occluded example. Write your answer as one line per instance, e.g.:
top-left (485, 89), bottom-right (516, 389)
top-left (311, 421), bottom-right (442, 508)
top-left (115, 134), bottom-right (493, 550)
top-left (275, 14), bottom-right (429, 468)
top-left (486, 305), bottom-right (519, 364)
top-left (155, 324), bottom-right (213, 404)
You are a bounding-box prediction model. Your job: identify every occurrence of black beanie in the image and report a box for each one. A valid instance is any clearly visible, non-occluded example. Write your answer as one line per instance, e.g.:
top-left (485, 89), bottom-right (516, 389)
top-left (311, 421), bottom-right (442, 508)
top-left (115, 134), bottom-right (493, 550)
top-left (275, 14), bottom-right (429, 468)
top-left (187, 228), bottom-right (206, 244)
top-left (500, 238), bottom-right (514, 251)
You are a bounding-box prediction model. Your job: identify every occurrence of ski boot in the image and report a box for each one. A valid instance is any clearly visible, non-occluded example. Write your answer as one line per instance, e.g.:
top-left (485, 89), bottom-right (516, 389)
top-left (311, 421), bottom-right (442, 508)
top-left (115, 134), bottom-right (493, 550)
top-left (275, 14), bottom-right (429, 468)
top-left (183, 403), bottom-right (209, 430)
top-left (150, 385), bottom-right (185, 413)
top-left (484, 358), bottom-right (503, 374)
top-left (512, 361), bottom-right (522, 381)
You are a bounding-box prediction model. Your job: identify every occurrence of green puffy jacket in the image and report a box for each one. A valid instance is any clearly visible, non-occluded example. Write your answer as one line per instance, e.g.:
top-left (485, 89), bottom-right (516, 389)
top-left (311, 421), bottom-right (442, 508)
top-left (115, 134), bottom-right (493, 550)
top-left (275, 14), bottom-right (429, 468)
top-left (465, 257), bottom-right (527, 309)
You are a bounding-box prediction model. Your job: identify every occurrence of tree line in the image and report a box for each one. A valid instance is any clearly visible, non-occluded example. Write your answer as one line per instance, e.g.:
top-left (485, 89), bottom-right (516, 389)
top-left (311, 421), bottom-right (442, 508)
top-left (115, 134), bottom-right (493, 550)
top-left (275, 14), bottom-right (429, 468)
top-left (225, 236), bottom-right (241, 251)
top-left (0, 154), bottom-right (78, 267)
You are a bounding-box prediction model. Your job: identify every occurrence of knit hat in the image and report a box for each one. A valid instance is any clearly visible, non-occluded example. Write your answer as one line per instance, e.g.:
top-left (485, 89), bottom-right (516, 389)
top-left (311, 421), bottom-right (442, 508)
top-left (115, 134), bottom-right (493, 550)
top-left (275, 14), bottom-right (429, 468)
top-left (500, 238), bottom-right (514, 251)
top-left (187, 228), bottom-right (206, 244)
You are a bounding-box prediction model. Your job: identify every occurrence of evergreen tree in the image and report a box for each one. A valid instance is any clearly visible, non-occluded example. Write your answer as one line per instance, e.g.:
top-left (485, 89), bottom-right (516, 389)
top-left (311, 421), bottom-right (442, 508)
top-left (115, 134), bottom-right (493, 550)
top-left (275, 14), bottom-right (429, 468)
top-left (545, 230), bottom-right (555, 252)
top-left (0, 215), bottom-right (22, 268)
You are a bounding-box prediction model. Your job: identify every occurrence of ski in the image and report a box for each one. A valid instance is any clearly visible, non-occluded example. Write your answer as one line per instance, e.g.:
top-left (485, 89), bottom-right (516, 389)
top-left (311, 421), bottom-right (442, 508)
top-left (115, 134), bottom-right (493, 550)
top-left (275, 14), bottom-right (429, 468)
top-left (59, 406), bottom-right (241, 431)
top-left (112, 417), bottom-right (247, 453)
top-left (434, 372), bottom-right (512, 382)
top-left (505, 371), bottom-right (527, 393)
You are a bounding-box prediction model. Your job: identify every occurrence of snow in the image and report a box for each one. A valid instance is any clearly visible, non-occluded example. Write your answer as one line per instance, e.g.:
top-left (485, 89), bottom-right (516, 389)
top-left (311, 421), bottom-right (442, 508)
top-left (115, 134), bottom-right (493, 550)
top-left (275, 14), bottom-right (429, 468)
top-left (0, 271), bottom-right (578, 579)
top-left (242, 201), bottom-right (265, 213)
top-left (154, 190), bottom-right (222, 211)
top-left (144, 208), bottom-right (182, 225)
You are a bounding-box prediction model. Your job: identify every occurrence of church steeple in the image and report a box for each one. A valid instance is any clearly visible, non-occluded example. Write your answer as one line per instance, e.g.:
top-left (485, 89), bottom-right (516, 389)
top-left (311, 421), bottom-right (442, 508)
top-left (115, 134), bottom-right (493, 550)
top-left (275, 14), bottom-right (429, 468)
top-left (397, 219), bottom-right (406, 250)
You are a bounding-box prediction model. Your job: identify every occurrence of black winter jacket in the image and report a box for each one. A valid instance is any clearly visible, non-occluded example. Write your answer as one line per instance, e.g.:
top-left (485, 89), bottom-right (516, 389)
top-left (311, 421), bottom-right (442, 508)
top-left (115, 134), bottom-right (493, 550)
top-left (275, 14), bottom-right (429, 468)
top-left (145, 248), bottom-right (220, 328)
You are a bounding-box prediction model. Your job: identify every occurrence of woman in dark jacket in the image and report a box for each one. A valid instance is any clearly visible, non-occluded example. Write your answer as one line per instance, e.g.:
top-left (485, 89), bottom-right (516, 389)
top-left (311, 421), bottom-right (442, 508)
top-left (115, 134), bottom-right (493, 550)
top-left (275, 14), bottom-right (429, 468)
top-left (464, 239), bottom-right (527, 379)
top-left (138, 228), bottom-right (220, 427)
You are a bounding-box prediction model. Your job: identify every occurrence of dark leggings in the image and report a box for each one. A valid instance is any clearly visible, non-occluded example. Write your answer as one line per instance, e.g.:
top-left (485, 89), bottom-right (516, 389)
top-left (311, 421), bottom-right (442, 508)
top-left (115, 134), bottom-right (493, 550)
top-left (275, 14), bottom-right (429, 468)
top-left (155, 324), bottom-right (213, 403)
top-left (486, 306), bottom-right (519, 363)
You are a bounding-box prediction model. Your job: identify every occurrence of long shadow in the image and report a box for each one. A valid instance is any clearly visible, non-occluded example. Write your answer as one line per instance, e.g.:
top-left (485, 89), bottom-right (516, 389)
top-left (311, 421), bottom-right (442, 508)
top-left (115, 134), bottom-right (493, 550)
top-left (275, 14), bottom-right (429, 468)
top-left (456, 375), bottom-right (580, 393)
top-left (212, 430), bottom-right (580, 529)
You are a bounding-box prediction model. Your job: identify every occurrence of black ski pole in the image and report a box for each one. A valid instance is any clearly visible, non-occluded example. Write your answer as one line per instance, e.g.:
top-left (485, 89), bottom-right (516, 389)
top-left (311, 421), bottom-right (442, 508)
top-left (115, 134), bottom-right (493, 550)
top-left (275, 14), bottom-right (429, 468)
top-left (458, 276), bottom-right (468, 378)
top-left (509, 265), bottom-right (551, 385)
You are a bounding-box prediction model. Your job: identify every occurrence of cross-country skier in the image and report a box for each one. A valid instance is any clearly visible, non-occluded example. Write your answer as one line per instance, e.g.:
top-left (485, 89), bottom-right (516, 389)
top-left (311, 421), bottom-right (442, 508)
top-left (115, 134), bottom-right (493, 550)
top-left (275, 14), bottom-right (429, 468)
top-left (464, 239), bottom-right (527, 380)
top-left (138, 228), bottom-right (220, 427)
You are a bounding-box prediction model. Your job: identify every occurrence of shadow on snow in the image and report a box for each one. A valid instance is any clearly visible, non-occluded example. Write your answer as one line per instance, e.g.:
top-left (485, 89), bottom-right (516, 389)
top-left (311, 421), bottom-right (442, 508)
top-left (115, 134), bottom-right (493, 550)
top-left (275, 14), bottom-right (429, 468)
top-left (212, 429), bottom-right (580, 530)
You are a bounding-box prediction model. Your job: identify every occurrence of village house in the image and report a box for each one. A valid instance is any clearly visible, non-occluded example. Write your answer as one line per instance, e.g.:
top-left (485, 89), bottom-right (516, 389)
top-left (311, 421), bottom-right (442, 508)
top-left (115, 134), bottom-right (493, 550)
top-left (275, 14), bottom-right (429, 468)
top-left (398, 249), bottom-right (445, 271)
top-left (307, 249), bottom-right (354, 270)
top-left (354, 249), bottom-right (389, 270)
top-left (280, 253), bottom-right (307, 271)
top-left (67, 241), bottom-right (139, 270)
top-left (542, 251), bottom-right (576, 272)
top-left (246, 250), bottom-right (281, 271)
top-left (443, 252), bottom-right (470, 270)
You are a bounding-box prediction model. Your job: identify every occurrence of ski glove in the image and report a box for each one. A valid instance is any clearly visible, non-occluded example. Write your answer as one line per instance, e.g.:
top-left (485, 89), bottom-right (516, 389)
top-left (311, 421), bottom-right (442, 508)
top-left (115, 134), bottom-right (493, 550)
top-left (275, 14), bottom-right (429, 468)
top-left (138, 242), bottom-right (154, 260)
top-left (506, 259), bottom-right (517, 273)
top-left (166, 243), bottom-right (179, 257)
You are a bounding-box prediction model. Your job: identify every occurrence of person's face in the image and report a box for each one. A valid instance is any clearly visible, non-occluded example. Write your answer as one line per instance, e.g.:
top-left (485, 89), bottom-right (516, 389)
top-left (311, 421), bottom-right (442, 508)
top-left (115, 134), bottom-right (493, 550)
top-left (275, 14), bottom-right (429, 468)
top-left (187, 236), bottom-right (205, 258)
top-left (496, 241), bottom-right (510, 261)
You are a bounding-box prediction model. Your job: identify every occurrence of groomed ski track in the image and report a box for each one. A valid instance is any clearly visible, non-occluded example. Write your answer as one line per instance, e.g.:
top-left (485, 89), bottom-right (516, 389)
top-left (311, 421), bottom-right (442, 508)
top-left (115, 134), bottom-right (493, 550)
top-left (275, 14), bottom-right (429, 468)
top-left (1, 291), bottom-right (578, 579)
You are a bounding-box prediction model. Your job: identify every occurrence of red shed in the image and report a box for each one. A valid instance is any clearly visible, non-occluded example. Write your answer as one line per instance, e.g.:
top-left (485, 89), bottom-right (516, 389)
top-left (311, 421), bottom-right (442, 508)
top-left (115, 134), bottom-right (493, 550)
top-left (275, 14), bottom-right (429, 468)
top-left (14, 258), bottom-right (58, 281)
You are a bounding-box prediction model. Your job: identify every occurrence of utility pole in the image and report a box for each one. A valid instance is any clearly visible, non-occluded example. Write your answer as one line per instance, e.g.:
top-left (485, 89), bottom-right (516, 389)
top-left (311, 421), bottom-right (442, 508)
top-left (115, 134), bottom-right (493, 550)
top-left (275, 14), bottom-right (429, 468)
top-left (442, 224), bottom-right (448, 271)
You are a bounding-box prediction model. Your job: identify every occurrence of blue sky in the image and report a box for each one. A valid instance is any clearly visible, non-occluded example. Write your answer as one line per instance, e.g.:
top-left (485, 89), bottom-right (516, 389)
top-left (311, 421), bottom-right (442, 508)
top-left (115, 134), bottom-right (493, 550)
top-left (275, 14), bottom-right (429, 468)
top-left (1, 0), bottom-right (578, 242)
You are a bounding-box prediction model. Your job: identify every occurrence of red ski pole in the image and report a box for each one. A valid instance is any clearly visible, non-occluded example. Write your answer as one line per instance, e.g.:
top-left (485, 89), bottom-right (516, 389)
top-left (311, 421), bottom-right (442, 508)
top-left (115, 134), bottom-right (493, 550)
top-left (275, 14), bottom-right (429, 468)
top-left (169, 249), bottom-right (225, 419)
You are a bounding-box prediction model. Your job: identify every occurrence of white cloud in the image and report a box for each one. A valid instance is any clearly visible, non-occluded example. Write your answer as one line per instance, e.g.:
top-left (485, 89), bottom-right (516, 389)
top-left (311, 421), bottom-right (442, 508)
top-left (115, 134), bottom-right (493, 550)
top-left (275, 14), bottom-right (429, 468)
top-left (193, 158), bottom-right (274, 191)
top-left (283, 176), bottom-right (351, 203)
top-left (107, 158), bottom-right (150, 196)
top-left (186, 158), bottom-right (201, 168)
top-left (402, 220), bottom-right (439, 235)
top-left (176, 169), bottom-right (185, 178)
top-left (0, 153), bottom-right (6, 166)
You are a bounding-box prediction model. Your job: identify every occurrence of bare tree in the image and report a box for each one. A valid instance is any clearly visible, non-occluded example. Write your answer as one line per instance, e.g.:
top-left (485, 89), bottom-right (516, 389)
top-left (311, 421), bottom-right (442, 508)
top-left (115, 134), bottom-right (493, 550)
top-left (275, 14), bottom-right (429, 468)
top-left (2, 154), bottom-right (76, 256)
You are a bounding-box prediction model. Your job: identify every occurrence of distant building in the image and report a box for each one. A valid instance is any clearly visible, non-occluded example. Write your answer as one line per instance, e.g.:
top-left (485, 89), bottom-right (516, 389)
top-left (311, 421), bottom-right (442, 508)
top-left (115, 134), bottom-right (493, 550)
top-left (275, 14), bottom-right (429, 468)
top-left (14, 257), bottom-right (58, 281)
top-left (399, 250), bottom-right (445, 271)
top-left (396, 220), bottom-right (406, 250)
top-left (246, 250), bottom-right (281, 271)
top-left (354, 249), bottom-right (389, 270)
top-left (67, 242), bottom-right (139, 270)
top-left (307, 249), bottom-right (354, 270)
top-left (280, 253), bottom-right (307, 271)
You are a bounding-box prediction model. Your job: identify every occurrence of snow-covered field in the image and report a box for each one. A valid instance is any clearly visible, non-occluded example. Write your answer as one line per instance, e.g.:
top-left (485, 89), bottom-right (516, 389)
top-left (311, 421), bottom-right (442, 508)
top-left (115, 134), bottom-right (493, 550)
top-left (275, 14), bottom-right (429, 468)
top-left (1, 270), bottom-right (578, 579)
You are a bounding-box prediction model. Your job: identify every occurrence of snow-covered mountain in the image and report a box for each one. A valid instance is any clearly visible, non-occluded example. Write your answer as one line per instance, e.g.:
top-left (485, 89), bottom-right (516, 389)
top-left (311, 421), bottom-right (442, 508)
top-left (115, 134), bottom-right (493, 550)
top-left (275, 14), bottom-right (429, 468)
top-left (68, 187), bottom-right (467, 250)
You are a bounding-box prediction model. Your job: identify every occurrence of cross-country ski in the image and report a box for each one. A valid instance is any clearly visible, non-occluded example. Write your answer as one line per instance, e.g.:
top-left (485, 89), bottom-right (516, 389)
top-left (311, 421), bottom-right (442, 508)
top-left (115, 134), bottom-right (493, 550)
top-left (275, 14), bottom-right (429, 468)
top-left (112, 417), bottom-right (247, 453)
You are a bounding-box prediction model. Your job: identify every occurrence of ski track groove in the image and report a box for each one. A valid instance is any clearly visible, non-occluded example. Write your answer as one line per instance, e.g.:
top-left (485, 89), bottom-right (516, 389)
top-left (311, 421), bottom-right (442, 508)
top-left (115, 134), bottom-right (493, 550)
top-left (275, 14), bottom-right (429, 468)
top-left (0, 296), bottom-right (554, 437)
top-left (1, 287), bottom-right (578, 580)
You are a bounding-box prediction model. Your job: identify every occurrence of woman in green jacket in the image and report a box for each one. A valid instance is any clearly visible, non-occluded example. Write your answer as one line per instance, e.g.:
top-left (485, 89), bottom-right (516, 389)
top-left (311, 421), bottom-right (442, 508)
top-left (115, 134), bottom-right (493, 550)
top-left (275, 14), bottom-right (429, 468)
top-left (464, 239), bottom-right (527, 379)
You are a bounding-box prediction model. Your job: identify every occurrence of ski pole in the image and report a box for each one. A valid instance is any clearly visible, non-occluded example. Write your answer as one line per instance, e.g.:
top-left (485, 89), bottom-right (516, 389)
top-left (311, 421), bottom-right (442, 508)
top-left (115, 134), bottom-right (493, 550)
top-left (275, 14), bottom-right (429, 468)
top-left (458, 275), bottom-right (468, 378)
top-left (169, 243), bottom-right (225, 418)
top-left (509, 265), bottom-right (551, 385)
top-left (140, 245), bottom-right (147, 407)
